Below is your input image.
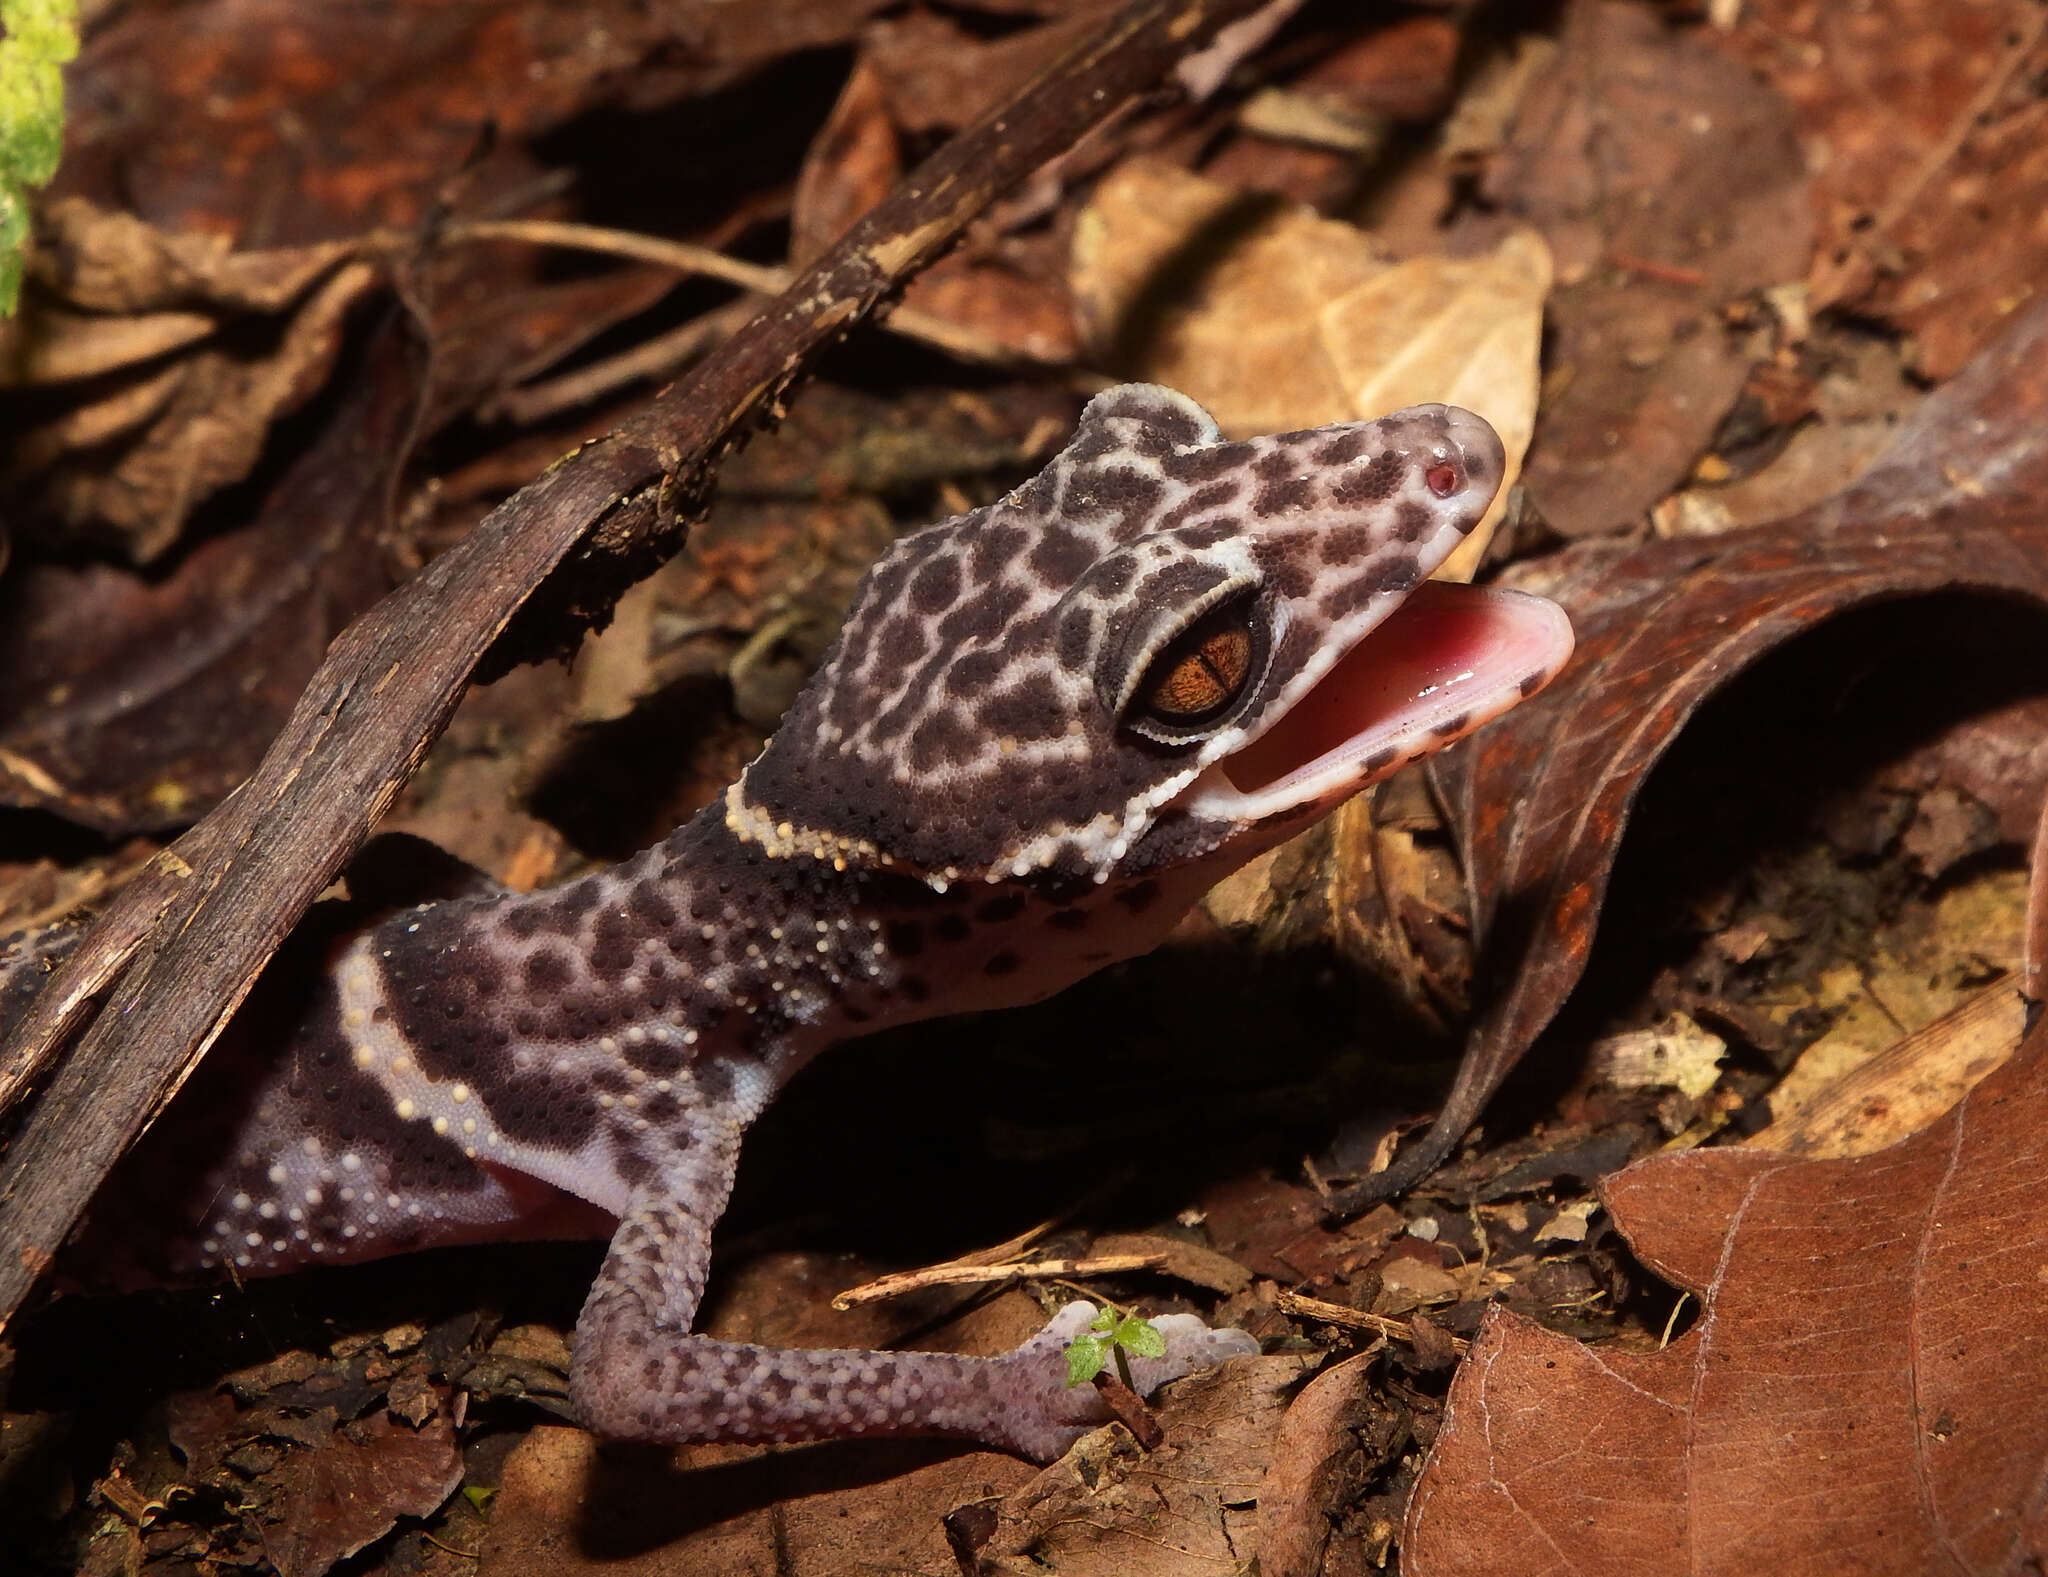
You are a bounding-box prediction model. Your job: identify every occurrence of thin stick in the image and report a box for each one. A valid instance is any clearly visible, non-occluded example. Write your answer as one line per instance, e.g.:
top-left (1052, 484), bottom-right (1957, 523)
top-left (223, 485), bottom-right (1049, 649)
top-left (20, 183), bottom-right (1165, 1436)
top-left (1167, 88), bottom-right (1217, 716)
top-left (1274, 1289), bottom-right (1471, 1354)
top-left (834, 1253), bottom-right (1167, 1310)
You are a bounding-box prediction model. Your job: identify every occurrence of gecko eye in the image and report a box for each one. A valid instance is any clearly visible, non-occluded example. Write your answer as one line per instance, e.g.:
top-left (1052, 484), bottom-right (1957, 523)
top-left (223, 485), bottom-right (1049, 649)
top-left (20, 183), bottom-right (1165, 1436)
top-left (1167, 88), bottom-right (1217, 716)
top-left (1126, 596), bottom-right (1267, 742)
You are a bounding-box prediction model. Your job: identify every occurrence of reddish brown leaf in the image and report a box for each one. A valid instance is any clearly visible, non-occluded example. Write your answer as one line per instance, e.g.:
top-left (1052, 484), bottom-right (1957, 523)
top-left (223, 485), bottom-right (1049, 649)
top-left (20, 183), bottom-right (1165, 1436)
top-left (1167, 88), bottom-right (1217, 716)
top-left (259, 1410), bottom-right (464, 1577)
top-left (0, 320), bottom-right (421, 831)
top-left (791, 58), bottom-right (902, 265)
top-left (862, 6), bottom-right (1112, 135)
top-left (53, 0), bottom-right (891, 245)
top-left (1720, 0), bottom-right (2048, 379)
top-left (1481, 0), bottom-right (1812, 537)
top-left (1339, 286), bottom-right (2048, 1207)
top-left (1405, 1011), bottom-right (2048, 1576)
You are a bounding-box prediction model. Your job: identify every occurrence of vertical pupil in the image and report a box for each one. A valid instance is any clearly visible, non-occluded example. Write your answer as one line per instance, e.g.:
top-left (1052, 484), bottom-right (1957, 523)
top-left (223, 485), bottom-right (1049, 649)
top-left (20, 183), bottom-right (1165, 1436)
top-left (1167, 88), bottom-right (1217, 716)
top-left (1144, 608), bottom-right (1255, 721)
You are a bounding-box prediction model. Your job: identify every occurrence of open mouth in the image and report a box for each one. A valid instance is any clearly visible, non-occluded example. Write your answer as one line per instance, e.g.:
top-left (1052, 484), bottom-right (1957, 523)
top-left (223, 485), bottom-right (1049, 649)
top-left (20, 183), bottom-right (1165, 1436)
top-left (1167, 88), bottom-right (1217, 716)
top-left (1186, 580), bottom-right (1574, 820)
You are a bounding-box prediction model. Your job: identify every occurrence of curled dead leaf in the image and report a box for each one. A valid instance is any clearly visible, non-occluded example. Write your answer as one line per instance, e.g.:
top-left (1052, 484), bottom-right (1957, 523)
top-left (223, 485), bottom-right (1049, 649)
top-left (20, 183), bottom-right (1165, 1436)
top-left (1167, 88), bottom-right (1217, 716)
top-left (1406, 1010), bottom-right (2048, 1575)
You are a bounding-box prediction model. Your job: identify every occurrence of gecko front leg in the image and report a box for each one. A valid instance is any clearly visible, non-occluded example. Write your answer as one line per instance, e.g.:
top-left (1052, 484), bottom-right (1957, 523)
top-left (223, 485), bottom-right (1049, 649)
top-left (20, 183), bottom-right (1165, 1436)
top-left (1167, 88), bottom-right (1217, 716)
top-left (570, 1148), bottom-right (1256, 1461)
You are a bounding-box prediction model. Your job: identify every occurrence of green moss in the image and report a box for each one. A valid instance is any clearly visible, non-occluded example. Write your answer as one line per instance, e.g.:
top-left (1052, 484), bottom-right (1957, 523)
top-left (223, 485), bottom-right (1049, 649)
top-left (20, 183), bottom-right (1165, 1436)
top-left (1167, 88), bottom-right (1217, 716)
top-left (0, 0), bottom-right (79, 314)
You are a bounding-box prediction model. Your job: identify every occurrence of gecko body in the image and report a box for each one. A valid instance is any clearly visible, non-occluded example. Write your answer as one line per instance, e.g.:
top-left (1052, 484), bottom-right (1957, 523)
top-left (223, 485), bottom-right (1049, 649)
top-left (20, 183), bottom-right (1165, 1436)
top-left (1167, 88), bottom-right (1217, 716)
top-left (69, 385), bottom-right (1573, 1459)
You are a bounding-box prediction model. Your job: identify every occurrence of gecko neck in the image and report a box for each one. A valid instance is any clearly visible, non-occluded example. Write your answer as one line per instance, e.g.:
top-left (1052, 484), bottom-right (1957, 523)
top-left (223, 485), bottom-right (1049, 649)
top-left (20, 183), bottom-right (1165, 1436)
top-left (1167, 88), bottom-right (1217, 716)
top-left (360, 802), bottom-right (1213, 1138)
top-left (565, 803), bottom-right (1213, 1092)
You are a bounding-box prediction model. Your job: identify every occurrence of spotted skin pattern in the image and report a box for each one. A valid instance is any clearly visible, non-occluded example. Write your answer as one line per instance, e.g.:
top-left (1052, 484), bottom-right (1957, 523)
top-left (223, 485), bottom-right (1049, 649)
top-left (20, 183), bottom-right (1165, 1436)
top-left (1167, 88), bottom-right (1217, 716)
top-left (71, 385), bottom-right (1566, 1461)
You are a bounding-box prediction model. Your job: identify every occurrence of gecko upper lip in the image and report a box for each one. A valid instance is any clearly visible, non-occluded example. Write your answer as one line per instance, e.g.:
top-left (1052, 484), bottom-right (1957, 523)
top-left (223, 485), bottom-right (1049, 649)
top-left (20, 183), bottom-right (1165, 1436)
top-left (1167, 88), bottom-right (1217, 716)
top-left (1188, 581), bottom-right (1574, 817)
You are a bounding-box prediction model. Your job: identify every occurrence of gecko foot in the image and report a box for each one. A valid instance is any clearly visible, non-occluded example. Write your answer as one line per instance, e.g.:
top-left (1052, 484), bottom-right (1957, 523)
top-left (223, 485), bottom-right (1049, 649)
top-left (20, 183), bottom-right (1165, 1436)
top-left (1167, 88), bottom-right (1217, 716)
top-left (985, 1300), bottom-right (1259, 1461)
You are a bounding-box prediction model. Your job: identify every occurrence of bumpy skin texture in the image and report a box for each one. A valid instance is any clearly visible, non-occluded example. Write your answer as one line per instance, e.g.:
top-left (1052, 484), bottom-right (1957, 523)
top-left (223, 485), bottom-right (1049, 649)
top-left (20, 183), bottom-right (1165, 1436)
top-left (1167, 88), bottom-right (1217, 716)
top-left (71, 386), bottom-right (1535, 1459)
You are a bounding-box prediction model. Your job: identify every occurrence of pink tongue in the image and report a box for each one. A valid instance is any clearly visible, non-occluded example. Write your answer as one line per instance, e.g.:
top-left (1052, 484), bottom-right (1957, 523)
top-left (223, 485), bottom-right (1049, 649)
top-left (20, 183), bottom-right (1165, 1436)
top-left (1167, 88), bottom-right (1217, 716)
top-left (1222, 581), bottom-right (1506, 794)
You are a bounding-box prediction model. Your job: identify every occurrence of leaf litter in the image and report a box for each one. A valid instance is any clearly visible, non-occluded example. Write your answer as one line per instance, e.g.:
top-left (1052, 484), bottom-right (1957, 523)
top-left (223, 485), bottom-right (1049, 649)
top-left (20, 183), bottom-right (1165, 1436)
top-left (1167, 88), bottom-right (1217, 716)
top-left (6, 1), bottom-right (2048, 1575)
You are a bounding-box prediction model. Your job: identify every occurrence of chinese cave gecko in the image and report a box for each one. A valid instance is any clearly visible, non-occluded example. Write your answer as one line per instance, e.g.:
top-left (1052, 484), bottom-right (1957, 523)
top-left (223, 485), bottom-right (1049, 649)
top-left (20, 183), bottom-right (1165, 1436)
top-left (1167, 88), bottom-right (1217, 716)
top-left (61, 384), bottom-right (1574, 1461)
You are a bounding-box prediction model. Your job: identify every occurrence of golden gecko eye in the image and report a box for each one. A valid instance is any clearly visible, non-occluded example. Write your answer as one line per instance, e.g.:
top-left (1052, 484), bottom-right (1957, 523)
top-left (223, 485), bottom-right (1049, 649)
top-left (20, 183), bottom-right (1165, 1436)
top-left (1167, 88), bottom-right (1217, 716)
top-left (1132, 600), bottom-right (1263, 736)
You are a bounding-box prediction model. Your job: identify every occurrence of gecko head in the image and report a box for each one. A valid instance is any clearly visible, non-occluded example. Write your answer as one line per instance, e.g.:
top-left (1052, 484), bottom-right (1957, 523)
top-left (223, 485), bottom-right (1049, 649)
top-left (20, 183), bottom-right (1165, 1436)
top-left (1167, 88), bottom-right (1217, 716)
top-left (731, 384), bottom-right (1574, 889)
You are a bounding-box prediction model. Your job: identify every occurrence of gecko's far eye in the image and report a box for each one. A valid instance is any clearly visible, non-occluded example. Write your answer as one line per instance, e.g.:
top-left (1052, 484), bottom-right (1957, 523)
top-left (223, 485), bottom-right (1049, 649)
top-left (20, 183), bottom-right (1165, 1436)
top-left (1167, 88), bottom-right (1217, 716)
top-left (1128, 597), bottom-right (1266, 741)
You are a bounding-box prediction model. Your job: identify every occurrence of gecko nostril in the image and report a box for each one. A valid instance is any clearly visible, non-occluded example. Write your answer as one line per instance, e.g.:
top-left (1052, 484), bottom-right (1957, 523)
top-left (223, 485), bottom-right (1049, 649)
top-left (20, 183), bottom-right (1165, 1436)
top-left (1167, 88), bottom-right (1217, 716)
top-left (1425, 464), bottom-right (1459, 498)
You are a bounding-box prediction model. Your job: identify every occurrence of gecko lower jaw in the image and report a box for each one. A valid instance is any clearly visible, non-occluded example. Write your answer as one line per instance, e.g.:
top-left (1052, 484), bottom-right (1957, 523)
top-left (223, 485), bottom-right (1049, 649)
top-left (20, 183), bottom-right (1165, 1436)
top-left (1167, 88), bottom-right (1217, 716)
top-left (1180, 581), bottom-right (1575, 824)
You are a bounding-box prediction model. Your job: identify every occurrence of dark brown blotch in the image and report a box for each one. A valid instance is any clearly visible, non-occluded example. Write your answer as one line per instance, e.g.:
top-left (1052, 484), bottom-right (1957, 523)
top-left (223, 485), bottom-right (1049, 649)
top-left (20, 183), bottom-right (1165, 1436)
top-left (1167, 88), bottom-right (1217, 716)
top-left (982, 673), bottom-right (1066, 742)
top-left (524, 949), bottom-right (574, 994)
top-left (627, 884), bottom-right (678, 933)
top-left (1057, 604), bottom-right (1098, 672)
top-left (908, 553), bottom-right (963, 616)
top-left (877, 616), bottom-right (929, 668)
top-left (590, 910), bottom-right (638, 980)
top-left (977, 893), bottom-right (1026, 923)
top-left (1156, 479), bottom-right (1242, 533)
top-left (1253, 475), bottom-right (1314, 516)
top-left (1113, 880), bottom-right (1161, 914)
top-left (907, 709), bottom-right (978, 772)
top-left (968, 523), bottom-right (1029, 584)
top-left (1330, 452), bottom-right (1403, 505)
top-left (1029, 524), bottom-right (1096, 586)
top-left (1162, 442), bottom-right (1253, 484)
top-left (1314, 428), bottom-right (1373, 465)
top-left (937, 580), bottom-right (1026, 645)
top-left (944, 648), bottom-right (1006, 698)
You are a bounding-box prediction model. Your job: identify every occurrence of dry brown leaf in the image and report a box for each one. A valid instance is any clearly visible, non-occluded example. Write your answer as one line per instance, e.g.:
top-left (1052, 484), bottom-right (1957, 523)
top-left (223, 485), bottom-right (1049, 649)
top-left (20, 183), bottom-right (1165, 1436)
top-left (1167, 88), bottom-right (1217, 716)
top-left (1321, 227), bottom-right (1551, 579)
top-left (1071, 158), bottom-right (1549, 481)
top-left (1256, 1350), bottom-right (1387, 1577)
top-left (1750, 982), bottom-right (2029, 1159)
top-left (1071, 158), bottom-right (1547, 577)
top-left (1481, 0), bottom-right (1812, 537)
top-left (0, 318), bottom-right (420, 830)
top-left (791, 57), bottom-right (902, 265)
top-left (1720, 0), bottom-right (2048, 378)
top-left (479, 1424), bottom-right (1032, 1577)
top-left (960, 1354), bottom-right (1302, 1574)
top-left (1405, 1011), bottom-right (2048, 1576)
top-left (2, 201), bottom-right (377, 562)
top-left (1072, 157), bottom-right (1386, 430)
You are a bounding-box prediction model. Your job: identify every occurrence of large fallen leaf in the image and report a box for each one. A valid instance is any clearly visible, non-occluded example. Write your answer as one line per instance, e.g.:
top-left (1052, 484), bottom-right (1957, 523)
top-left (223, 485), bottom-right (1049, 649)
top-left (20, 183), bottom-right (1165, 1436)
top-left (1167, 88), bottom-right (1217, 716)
top-left (1404, 1008), bottom-right (2048, 1575)
top-left (2, 205), bottom-right (377, 562)
top-left (1481, 0), bottom-right (1812, 537)
top-left (1336, 281), bottom-right (2048, 1208)
top-left (0, 319), bottom-right (421, 831)
top-left (1071, 157), bottom-right (1547, 573)
top-left (1322, 227), bottom-right (1550, 581)
top-left (1719, 0), bottom-right (2048, 379)
top-left (167, 1384), bottom-right (466, 1577)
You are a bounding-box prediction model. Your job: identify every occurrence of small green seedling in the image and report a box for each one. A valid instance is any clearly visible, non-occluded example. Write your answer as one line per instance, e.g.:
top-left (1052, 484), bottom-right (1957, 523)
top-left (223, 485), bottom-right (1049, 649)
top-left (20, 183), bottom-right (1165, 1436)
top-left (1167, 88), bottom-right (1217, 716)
top-left (1062, 1303), bottom-right (1167, 1389)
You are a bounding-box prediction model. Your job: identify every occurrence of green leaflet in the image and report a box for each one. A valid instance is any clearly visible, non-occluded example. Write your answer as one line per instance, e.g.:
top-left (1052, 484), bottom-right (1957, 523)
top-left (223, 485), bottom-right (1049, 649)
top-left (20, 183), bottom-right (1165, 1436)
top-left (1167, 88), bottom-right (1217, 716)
top-left (0, 0), bottom-right (78, 315)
